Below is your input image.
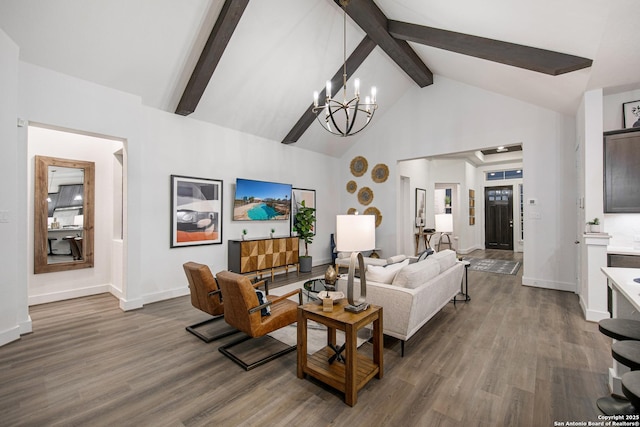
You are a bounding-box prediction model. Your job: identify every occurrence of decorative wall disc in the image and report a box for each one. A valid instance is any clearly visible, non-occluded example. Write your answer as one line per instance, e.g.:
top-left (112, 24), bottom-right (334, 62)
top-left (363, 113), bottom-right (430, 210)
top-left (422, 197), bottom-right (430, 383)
top-left (347, 208), bottom-right (357, 215)
top-left (364, 206), bottom-right (382, 227)
top-left (346, 180), bottom-right (357, 193)
top-left (371, 163), bottom-right (389, 183)
top-left (350, 156), bottom-right (368, 177)
top-left (358, 187), bottom-right (374, 206)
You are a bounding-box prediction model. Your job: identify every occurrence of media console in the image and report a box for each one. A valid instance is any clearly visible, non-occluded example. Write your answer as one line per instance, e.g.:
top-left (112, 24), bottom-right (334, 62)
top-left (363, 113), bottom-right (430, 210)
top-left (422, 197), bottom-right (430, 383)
top-left (228, 237), bottom-right (299, 281)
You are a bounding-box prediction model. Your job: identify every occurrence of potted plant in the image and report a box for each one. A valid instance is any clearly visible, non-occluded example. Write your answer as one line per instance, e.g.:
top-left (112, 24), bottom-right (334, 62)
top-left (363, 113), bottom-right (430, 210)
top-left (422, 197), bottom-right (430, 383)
top-left (242, 229), bottom-right (247, 240)
top-left (293, 200), bottom-right (316, 273)
top-left (588, 218), bottom-right (601, 233)
top-left (270, 228), bottom-right (275, 238)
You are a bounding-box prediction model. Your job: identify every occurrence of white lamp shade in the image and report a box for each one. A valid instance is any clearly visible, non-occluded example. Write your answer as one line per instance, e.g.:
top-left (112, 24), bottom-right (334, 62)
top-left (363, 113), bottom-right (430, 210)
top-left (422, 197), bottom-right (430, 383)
top-left (435, 214), bottom-right (453, 233)
top-left (336, 215), bottom-right (375, 252)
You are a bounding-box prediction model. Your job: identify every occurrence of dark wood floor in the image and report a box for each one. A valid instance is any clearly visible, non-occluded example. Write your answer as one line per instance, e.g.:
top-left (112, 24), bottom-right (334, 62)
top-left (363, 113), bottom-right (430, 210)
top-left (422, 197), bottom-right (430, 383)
top-left (0, 249), bottom-right (613, 426)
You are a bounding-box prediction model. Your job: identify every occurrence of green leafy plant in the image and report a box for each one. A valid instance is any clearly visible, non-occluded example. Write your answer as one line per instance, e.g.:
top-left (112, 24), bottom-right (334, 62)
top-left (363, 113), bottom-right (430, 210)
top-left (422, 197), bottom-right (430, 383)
top-left (293, 200), bottom-right (316, 257)
top-left (242, 229), bottom-right (247, 235)
top-left (587, 218), bottom-right (600, 225)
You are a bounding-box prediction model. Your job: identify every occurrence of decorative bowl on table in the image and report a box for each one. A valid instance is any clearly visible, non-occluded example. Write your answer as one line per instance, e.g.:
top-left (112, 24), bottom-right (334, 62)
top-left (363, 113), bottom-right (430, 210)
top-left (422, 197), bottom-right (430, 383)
top-left (317, 291), bottom-right (344, 303)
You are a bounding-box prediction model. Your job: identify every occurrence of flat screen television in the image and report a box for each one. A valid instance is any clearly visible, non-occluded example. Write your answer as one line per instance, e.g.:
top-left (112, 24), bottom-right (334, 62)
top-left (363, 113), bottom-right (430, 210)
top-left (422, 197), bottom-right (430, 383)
top-left (233, 178), bottom-right (291, 221)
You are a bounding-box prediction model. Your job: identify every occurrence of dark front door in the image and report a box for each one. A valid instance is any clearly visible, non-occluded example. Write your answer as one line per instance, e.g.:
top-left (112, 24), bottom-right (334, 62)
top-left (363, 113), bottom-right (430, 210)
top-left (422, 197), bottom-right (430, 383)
top-left (485, 186), bottom-right (513, 250)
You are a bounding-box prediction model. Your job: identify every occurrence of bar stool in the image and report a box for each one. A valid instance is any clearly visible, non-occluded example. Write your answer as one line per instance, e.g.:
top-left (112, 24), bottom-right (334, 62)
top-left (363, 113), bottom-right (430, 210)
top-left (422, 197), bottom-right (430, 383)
top-left (599, 318), bottom-right (640, 341)
top-left (621, 371), bottom-right (640, 414)
top-left (597, 319), bottom-right (640, 415)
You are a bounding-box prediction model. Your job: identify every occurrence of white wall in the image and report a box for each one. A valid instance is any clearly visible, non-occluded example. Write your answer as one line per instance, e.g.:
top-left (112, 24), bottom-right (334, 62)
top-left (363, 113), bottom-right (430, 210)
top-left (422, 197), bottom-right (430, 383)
top-left (341, 76), bottom-right (577, 292)
top-left (14, 60), bottom-right (339, 328)
top-left (137, 107), bottom-right (339, 303)
top-left (0, 28), bottom-right (27, 346)
top-left (27, 126), bottom-right (121, 304)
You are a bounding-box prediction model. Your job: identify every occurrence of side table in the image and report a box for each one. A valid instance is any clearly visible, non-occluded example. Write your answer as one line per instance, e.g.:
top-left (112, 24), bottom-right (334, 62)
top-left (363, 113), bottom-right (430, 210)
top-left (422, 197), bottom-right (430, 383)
top-left (453, 260), bottom-right (471, 303)
top-left (297, 300), bottom-right (383, 406)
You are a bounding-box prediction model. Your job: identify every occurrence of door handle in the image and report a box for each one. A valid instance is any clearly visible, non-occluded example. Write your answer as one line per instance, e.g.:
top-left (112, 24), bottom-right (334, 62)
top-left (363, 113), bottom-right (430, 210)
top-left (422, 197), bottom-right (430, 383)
top-left (575, 240), bottom-right (580, 244)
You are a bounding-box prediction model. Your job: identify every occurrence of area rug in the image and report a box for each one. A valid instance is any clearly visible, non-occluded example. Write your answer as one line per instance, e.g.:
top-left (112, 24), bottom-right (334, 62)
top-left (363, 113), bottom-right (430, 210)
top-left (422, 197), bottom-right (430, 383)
top-left (267, 277), bottom-right (367, 353)
top-left (463, 257), bottom-right (521, 275)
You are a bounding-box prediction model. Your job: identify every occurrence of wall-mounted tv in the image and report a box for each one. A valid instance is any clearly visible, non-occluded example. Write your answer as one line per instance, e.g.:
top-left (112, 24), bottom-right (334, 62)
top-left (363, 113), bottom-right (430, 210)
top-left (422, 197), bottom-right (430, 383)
top-left (233, 178), bottom-right (291, 221)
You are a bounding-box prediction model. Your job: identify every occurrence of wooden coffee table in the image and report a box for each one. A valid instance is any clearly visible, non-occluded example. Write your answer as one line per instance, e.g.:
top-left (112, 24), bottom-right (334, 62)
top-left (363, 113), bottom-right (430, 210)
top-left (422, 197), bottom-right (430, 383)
top-left (297, 299), bottom-right (383, 406)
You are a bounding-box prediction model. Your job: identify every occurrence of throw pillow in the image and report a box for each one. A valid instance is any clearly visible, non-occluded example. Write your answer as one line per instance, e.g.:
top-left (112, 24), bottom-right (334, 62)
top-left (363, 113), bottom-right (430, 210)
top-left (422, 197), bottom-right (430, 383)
top-left (431, 249), bottom-right (456, 273)
top-left (255, 290), bottom-right (270, 316)
top-left (392, 258), bottom-right (440, 288)
top-left (367, 259), bottom-right (409, 284)
top-left (417, 248), bottom-right (434, 262)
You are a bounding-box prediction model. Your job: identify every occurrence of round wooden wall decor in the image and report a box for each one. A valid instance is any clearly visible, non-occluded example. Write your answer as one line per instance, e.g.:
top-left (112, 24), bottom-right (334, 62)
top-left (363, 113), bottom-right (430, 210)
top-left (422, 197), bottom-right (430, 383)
top-left (347, 208), bottom-right (357, 215)
top-left (371, 164), bottom-right (389, 183)
top-left (358, 187), bottom-right (374, 205)
top-left (346, 180), bottom-right (357, 193)
top-left (364, 206), bottom-right (382, 227)
top-left (350, 156), bottom-right (368, 177)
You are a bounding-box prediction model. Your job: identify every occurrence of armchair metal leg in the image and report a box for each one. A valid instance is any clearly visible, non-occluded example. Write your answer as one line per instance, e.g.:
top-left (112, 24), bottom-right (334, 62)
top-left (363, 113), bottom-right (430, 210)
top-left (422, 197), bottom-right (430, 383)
top-left (186, 315), bottom-right (238, 343)
top-left (219, 335), bottom-right (297, 371)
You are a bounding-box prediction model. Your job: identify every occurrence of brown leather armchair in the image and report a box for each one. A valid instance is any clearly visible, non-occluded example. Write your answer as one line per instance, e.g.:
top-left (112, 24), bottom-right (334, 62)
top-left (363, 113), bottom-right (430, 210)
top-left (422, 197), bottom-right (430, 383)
top-left (216, 270), bottom-right (302, 370)
top-left (183, 262), bottom-right (238, 343)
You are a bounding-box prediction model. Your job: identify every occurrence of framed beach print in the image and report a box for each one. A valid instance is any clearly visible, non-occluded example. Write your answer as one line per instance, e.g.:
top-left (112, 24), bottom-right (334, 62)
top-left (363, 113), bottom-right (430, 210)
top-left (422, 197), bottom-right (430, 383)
top-left (291, 188), bottom-right (316, 236)
top-left (415, 188), bottom-right (426, 227)
top-left (170, 175), bottom-right (223, 247)
top-left (623, 100), bottom-right (640, 128)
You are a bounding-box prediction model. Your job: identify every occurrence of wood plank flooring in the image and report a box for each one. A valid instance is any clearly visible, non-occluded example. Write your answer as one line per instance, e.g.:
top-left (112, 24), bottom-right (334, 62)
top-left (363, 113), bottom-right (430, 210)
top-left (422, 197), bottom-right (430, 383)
top-left (0, 250), bottom-right (613, 426)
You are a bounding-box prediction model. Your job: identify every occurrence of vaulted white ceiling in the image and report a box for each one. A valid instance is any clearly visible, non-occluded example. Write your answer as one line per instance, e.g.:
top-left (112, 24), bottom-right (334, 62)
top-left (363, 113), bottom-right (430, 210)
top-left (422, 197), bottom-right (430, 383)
top-left (1, 0), bottom-right (638, 158)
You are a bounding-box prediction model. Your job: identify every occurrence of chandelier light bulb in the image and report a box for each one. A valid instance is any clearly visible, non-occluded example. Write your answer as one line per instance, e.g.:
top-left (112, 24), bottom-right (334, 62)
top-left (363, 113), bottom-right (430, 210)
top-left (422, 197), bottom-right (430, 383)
top-left (313, 91), bottom-right (319, 107)
top-left (354, 78), bottom-right (360, 97)
top-left (371, 87), bottom-right (377, 103)
top-left (326, 81), bottom-right (332, 100)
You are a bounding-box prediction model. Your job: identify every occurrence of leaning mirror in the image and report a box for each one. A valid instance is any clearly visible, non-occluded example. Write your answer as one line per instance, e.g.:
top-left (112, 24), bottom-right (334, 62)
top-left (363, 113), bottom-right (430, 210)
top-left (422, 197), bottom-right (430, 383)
top-left (34, 155), bottom-right (95, 274)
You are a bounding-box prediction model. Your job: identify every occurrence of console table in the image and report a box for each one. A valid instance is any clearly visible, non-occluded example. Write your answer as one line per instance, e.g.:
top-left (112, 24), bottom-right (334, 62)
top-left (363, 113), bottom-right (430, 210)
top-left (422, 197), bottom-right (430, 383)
top-left (228, 237), bottom-right (299, 281)
top-left (297, 300), bottom-right (383, 406)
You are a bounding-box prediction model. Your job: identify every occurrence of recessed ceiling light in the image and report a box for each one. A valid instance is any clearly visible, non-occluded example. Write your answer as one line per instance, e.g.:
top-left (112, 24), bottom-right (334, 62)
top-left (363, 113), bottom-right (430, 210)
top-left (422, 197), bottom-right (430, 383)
top-left (496, 146), bottom-right (508, 152)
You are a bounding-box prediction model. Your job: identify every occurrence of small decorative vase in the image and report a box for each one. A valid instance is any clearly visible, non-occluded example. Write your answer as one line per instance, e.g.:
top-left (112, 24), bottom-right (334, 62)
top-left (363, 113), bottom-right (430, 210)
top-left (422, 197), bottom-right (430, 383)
top-left (241, 235), bottom-right (245, 241)
top-left (325, 265), bottom-right (337, 287)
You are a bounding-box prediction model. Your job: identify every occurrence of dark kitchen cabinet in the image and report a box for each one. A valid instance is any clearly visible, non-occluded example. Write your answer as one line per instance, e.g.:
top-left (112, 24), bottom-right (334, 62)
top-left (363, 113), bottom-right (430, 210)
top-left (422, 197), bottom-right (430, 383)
top-left (604, 128), bottom-right (640, 213)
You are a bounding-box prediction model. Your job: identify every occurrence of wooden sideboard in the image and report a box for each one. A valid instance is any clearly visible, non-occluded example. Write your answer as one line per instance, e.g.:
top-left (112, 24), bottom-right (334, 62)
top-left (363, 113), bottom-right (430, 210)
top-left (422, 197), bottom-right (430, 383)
top-left (228, 237), bottom-right (299, 280)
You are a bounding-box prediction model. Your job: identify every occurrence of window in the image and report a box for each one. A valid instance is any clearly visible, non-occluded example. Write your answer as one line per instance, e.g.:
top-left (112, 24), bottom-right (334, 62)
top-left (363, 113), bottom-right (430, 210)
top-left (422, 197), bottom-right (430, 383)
top-left (486, 169), bottom-right (523, 181)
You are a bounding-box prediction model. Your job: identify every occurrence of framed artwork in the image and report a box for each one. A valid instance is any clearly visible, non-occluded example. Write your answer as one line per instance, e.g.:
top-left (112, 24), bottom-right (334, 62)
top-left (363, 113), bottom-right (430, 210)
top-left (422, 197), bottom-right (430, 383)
top-left (623, 100), bottom-right (640, 128)
top-left (415, 188), bottom-right (426, 226)
top-left (170, 175), bottom-right (223, 247)
top-left (291, 188), bottom-right (316, 235)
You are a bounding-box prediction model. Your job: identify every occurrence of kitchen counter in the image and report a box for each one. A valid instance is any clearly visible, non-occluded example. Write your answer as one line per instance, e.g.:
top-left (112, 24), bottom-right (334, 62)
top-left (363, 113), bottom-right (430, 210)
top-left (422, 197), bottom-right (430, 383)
top-left (601, 267), bottom-right (640, 395)
top-left (608, 246), bottom-right (640, 256)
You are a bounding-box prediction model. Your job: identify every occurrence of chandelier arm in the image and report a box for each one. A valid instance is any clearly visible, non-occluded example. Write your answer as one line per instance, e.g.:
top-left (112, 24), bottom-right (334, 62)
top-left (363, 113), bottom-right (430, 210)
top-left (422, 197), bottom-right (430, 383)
top-left (327, 106), bottom-right (347, 136)
top-left (345, 102), bottom-right (360, 135)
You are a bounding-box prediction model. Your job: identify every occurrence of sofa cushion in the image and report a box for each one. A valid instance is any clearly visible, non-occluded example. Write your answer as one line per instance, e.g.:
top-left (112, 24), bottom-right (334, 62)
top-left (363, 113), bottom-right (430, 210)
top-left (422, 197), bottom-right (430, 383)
top-left (431, 249), bottom-right (457, 273)
top-left (367, 259), bottom-right (409, 284)
top-left (392, 258), bottom-right (440, 289)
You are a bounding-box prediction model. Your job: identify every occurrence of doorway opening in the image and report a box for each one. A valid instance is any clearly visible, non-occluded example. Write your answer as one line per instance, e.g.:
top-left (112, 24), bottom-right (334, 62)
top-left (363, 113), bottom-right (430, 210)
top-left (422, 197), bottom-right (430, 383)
top-left (27, 124), bottom-right (126, 307)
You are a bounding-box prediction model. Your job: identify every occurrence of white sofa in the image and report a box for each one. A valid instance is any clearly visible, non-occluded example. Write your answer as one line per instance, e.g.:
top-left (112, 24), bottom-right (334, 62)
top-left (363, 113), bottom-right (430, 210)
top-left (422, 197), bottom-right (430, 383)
top-left (336, 249), bottom-right (464, 356)
top-left (334, 252), bottom-right (387, 274)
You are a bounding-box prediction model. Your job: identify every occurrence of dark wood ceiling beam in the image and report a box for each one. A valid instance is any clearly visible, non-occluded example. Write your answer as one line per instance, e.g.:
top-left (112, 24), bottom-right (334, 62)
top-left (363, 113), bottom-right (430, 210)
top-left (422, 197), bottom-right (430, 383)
top-left (388, 20), bottom-right (592, 76)
top-left (335, 0), bottom-right (433, 87)
top-left (282, 36), bottom-right (377, 144)
top-left (175, 0), bottom-right (249, 116)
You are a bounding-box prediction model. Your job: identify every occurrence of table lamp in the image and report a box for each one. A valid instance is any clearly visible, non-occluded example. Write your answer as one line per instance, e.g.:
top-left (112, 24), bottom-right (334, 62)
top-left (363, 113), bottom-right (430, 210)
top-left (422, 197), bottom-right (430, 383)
top-left (336, 214), bottom-right (375, 313)
top-left (435, 213), bottom-right (453, 250)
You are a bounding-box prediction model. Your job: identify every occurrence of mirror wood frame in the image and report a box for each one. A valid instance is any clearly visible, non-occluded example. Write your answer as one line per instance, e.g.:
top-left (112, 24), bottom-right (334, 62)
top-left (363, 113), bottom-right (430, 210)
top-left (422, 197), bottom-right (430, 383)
top-left (34, 155), bottom-right (95, 274)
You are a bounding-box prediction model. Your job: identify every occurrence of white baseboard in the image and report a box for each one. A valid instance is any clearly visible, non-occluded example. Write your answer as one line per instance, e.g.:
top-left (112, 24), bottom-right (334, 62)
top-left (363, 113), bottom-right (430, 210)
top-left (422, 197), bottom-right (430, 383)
top-left (522, 276), bottom-right (576, 293)
top-left (456, 245), bottom-right (483, 255)
top-left (119, 297), bottom-right (143, 311)
top-left (0, 325), bottom-right (21, 347)
top-left (140, 287), bottom-right (190, 306)
top-left (19, 315), bottom-right (32, 335)
top-left (28, 284), bottom-right (112, 306)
